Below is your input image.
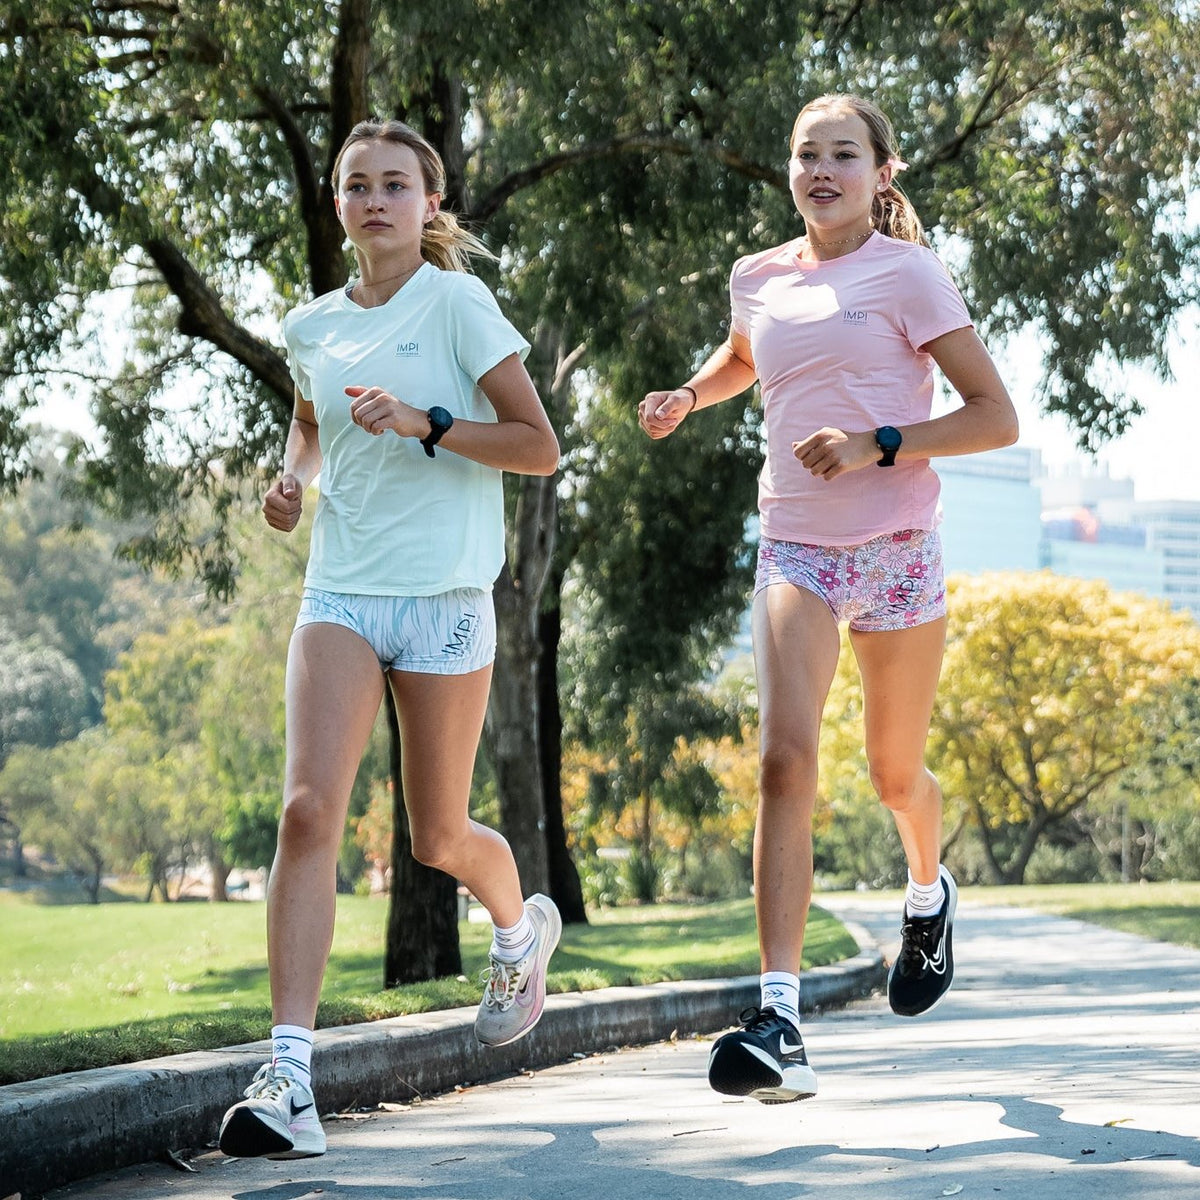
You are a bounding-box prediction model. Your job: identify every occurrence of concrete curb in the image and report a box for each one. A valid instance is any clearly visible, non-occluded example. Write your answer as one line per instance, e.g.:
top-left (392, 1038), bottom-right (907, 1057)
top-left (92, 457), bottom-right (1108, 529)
top-left (1, 942), bottom-right (884, 1197)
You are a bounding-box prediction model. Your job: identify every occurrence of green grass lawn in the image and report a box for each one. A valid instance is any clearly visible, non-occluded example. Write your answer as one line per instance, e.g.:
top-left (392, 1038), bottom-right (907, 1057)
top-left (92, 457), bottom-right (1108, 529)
top-left (0, 891), bottom-right (855, 1085)
top-left (964, 879), bottom-right (1200, 948)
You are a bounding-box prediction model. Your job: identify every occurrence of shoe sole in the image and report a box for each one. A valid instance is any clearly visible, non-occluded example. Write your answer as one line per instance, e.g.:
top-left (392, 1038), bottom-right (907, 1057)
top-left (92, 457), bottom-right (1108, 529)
top-left (219, 1108), bottom-right (326, 1159)
top-left (708, 1041), bottom-right (817, 1104)
top-left (476, 894), bottom-right (563, 1048)
top-left (888, 867), bottom-right (959, 1017)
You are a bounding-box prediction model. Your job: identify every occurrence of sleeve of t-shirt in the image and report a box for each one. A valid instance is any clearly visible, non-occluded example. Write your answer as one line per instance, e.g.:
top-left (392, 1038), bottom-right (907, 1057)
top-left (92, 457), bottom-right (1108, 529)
top-left (896, 247), bottom-right (974, 351)
top-left (729, 257), bottom-right (750, 338)
top-left (281, 309), bottom-right (313, 401)
top-left (451, 275), bottom-right (532, 382)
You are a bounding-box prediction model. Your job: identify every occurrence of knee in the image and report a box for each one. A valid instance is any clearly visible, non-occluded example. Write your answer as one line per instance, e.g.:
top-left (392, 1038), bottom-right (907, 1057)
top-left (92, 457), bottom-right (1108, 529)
top-left (759, 739), bottom-right (819, 804)
top-left (278, 785), bottom-right (342, 853)
top-left (868, 763), bottom-right (930, 812)
top-left (409, 823), bottom-right (467, 872)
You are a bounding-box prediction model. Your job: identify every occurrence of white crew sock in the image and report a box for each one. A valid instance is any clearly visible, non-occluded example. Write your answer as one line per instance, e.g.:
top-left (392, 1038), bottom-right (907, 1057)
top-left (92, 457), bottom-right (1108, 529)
top-left (760, 971), bottom-right (802, 1033)
top-left (905, 869), bottom-right (946, 918)
top-left (271, 1024), bottom-right (314, 1090)
top-left (490, 908), bottom-right (536, 963)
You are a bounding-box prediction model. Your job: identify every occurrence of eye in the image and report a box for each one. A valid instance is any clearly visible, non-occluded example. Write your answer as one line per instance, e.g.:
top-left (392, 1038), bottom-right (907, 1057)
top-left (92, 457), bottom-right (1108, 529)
top-left (387, 180), bottom-right (406, 191)
top-left (347, 183), bottom-right (364, 193)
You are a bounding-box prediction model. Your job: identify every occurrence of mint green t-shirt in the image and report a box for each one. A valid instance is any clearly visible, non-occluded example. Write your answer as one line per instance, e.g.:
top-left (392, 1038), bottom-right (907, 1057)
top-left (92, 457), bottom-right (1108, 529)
top-left (282, 264), bottom-right (530, 595)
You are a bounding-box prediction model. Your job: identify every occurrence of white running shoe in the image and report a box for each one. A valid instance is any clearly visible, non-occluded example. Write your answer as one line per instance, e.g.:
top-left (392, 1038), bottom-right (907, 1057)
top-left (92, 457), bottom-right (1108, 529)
top-left (218, 1063), bottom-right (326, 1159)
top-left (474, 893), bottom-right (562, 1047)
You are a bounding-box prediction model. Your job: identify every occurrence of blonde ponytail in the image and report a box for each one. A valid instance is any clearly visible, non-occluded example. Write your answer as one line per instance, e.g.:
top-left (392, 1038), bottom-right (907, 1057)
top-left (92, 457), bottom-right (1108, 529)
top-left (420, 209), bottom-right (496, 273)
top-left (331, 119), bottom-right (495, 273)
top-left (872, 182), bottom-right (926, 245)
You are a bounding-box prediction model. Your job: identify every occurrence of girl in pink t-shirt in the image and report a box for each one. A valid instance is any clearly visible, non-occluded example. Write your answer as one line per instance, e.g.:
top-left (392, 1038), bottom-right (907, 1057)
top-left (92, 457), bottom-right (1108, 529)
top-left (639, 93), bottom-right (1018, 1104)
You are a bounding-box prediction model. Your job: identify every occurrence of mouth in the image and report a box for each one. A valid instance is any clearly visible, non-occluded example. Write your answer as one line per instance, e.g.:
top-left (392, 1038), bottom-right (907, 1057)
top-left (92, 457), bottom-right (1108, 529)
top-left (361, 220), bottom-right (392, 230)
top-left (808, 189), bottom-right (840, 201)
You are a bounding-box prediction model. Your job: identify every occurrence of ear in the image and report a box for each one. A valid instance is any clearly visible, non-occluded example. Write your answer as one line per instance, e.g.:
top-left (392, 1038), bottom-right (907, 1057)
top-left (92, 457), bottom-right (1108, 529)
top-left (424, 192), bottom-right (442, 225)
top-left (876, 165), bottom-right (894, 193)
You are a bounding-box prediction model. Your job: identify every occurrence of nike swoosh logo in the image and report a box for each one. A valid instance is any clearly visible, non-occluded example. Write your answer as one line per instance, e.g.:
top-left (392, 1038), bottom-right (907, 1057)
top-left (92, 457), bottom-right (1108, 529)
top-left (779, 1037), bottom-right (805, 1055)
top-left (927, 937), bottom-right (947, 974)
top-left (289, 1098), bottom-right (315, 1116)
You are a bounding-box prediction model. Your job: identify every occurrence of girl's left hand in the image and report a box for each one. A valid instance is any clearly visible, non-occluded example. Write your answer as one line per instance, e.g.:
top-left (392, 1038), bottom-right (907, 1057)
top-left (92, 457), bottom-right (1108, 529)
top-left (346, 385), bottom-right (427, 439)
top-left (792, 427), bottom-right (877, 479)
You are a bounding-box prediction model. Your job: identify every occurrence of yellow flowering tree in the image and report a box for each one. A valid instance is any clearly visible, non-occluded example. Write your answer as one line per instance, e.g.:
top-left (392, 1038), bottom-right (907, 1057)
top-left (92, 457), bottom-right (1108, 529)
top-left (932, 572), bottom-right (1200, 884)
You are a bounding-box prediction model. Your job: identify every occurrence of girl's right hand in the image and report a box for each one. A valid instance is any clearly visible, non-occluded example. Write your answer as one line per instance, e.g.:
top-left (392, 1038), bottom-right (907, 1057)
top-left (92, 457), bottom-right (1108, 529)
top-left (263, 473), bottom-right (303, 532)
top-left (638, 388), bottom-right (696, 439)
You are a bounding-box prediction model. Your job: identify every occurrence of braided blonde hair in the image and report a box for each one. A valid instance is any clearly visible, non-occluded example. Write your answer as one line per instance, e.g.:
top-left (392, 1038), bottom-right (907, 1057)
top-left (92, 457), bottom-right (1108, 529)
top-left (331, 119), bottom-right (495, 272)
top-left (791, 95), bottom-right (927, 246)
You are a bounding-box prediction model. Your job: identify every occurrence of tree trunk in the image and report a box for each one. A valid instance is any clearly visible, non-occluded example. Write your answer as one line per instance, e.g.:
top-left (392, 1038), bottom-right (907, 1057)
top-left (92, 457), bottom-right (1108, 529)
top-left (488, 557), bottom-right (551, 895)
top-left (539, 593), bottom-right (587, 923)
top-left (1003, 812), bottom-right (1053, 885)
top-left (970, 798), bottom-right (1008, 885)
top-left (382, 685), bottom-right (462, 986)
top-left (209, 844), bottom-right (232, 902)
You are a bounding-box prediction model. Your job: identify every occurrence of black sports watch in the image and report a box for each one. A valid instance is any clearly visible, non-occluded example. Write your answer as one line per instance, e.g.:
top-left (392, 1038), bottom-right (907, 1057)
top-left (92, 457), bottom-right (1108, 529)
top-left (421, 406), bottom-right (454, 457)
top-left (875, 425), bottom-right (902, 467)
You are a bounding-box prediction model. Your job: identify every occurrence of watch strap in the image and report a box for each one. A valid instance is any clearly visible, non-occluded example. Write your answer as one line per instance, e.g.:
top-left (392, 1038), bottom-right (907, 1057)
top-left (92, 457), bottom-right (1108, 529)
top-left (421, 407), bottom-right (453, 458)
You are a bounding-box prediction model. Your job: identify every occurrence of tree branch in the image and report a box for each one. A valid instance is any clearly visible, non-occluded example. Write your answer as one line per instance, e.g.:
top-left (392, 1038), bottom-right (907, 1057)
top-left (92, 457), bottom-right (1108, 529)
top-left (327, 0), bottom-right (371, 177)
top-left (469, 133), bottom-right (784, 224)
top-left (142, 236), bottom-right (292, 403)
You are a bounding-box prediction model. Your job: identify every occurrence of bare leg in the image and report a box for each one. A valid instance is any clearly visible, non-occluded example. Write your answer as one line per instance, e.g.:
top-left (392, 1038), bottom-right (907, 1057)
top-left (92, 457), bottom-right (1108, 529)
top-left (751, 584), bottom-right (841, 973)
top-left (388, 665), bottom-right (525, 928)
top-left (269, 624), bottom-right (385, 1028)
top-left (849, 616), bottom-right (948, 885)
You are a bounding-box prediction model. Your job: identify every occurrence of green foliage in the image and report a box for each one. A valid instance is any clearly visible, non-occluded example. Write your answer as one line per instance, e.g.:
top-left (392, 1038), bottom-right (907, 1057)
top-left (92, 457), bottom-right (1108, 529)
top-left (3, 1), bottom-right (1197, 578)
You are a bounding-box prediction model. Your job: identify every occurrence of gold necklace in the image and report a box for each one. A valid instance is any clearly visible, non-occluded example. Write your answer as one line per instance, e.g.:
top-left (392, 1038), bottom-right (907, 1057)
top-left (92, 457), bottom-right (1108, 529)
top-left (352, 262), bottom-right (423, 307)
top-left (804, 228), bottom-right (873, 250)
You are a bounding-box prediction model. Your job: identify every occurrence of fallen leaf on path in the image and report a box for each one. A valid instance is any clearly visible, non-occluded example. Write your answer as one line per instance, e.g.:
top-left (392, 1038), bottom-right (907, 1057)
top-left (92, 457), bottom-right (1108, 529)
top-left (160, 1149), bottom-right (197, 1173)
top-left (942, 1186), bottom-right (964, 1196)
top-left (1104, 1118), bottom-right (1133, 1127)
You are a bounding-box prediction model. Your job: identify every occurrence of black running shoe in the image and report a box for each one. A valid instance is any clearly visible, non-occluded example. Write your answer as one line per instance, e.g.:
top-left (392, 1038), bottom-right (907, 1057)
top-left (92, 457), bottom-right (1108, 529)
top-left (888, 865), bottom-right (958, 1016)
top-left (707, 1007), bottom-right (818, 1104)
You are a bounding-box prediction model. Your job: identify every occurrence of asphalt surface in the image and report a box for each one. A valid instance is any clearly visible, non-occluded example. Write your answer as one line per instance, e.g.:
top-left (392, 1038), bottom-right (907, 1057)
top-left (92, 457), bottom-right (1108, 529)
top-left (37, 899), bottom-right (1200, 1200)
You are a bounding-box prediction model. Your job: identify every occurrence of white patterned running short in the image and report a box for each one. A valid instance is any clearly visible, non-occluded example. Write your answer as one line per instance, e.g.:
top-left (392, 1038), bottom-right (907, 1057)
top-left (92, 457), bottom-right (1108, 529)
top-left (755, 528), bottom-right (947, 632)
top-left (294, 587), bottom-right (496, 675)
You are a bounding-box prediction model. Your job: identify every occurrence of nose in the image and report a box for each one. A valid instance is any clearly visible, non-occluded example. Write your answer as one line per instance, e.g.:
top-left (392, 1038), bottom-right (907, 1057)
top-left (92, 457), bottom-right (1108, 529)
top-left (364, 189), bottom-right (386, 211)
top-left (811, 154), bottom-right (834, 178)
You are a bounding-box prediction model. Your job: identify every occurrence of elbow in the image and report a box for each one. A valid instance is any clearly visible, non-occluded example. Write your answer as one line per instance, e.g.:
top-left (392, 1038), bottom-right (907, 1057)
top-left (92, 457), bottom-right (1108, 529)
top-left (533, 433), bottom-right (561, 476)
top-left (999, 407), bottom-right (1020, 448)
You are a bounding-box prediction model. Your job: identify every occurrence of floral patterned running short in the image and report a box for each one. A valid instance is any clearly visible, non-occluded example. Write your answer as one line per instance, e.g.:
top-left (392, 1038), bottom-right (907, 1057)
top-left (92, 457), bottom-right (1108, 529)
top-left (755, 528), bottom-right (947, 632)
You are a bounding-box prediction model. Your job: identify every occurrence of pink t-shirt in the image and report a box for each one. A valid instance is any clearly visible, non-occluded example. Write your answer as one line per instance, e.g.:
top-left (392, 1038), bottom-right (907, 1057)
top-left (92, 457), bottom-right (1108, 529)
top-left (730, 231), bottom-right (972, 546)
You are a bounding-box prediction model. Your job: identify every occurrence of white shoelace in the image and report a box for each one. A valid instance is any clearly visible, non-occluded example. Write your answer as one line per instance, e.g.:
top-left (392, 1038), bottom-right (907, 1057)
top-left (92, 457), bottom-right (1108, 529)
top-left (480, 956), bottom-right (529, 1012)
top-left (243, 1063), bottom-right (300, 1101)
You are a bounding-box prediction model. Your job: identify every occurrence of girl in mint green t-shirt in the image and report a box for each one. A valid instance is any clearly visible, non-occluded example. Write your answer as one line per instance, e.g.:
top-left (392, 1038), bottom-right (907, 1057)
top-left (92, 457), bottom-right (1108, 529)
top-left (218, 119), bottom-right (561, 1162)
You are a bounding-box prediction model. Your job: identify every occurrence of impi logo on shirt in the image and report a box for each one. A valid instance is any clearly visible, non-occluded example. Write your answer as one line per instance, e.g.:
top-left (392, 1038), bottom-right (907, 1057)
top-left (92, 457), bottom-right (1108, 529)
top-left (395, 340), bottom-right (421, 357)
top-left (842, 309), bottom-right (869, 326)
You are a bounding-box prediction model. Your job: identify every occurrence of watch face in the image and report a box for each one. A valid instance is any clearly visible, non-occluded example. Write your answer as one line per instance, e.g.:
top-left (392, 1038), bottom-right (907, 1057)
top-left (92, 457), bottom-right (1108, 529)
top-left (877, 426), bottom-right (902, 451)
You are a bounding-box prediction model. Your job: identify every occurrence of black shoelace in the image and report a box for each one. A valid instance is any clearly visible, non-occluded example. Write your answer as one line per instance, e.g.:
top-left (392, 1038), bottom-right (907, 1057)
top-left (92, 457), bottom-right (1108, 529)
top-left (898, 915), bottom-right (942, 971)
top-left (738, 1005), bottom-right (783, 1033)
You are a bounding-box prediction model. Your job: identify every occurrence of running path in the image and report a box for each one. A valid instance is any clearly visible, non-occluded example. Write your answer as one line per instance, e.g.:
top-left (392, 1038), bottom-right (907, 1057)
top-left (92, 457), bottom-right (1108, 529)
top-left (48, 902), bottom-right (1200, 1199)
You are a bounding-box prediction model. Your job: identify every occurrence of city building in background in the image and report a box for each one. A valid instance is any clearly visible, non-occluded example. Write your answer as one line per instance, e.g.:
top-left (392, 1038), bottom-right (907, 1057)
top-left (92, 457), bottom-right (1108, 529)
top-left (941, 454), bottom-right (1200, 616)
top-left (938, 446), bottom-right (1044, 574)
